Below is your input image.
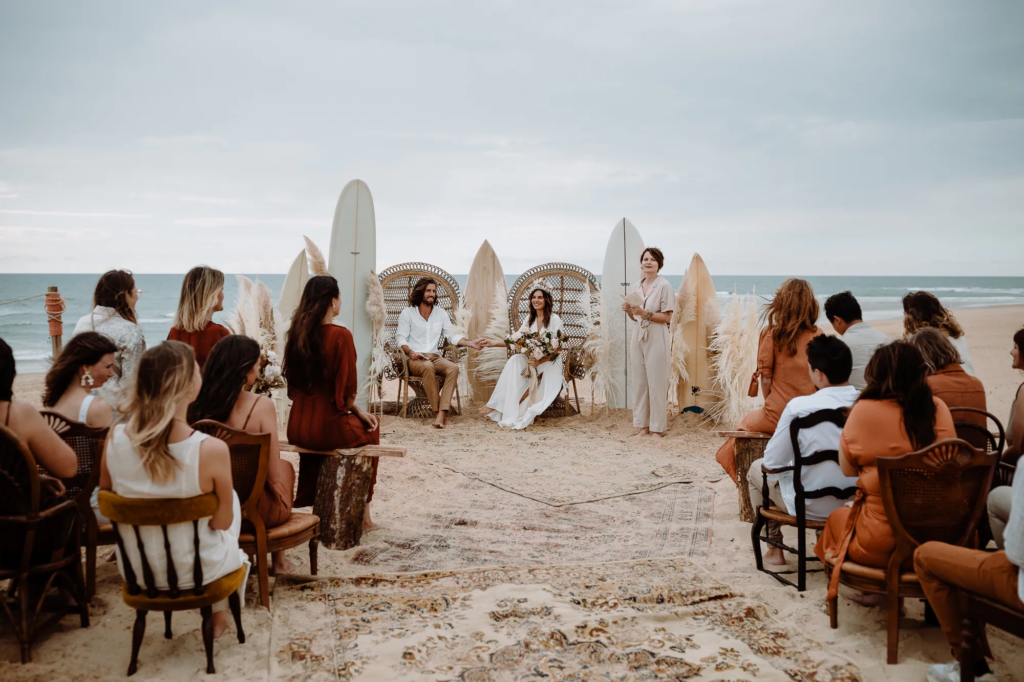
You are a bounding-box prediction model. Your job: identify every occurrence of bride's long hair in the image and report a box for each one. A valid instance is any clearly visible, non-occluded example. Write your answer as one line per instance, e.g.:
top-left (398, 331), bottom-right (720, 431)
top-left (527, 288), bottom-right (553, 330)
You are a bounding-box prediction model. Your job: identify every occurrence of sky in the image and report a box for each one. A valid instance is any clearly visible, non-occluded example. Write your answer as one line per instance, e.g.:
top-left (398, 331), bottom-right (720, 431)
top-left (1, 1), bottom-right (1022, 277)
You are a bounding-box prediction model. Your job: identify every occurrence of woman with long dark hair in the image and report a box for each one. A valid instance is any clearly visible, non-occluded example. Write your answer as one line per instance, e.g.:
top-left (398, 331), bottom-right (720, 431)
top-left (815, 341), bottom-right (956, 606)
top-left (168, 265), bottom-right (230, 369)
top-left (189, 335), bottom-right (297, 573)
top-left (44, 331), bottom-right (118, 427)
top-left (478, 287), bottom-right (567, 430)
top-left (283, 276), bottom-right (380, 526)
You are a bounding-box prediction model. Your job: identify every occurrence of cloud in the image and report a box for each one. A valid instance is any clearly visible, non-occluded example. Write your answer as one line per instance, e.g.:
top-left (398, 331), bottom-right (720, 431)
top-left (0, 209), bottom-right (150, 218)
top-left (176, 195), bottom-right (239, 205)
top-left (173, 217), bottom-right (323, 227)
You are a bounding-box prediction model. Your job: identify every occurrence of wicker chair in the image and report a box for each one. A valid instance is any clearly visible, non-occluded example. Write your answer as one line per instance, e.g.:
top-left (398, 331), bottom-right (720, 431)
top-left (40, 410), bottom-right (110, 600)
top-left (507, 263), bottom-right (600, 417)
top-left (192, 421), bottom-right (319, 609)
top-left (751, 408), bottom-right (857, 591)
top-left (0, 424), bottom-right (89, 663)
top-left (822, 439), bottom-right (996, 664)
top-left (97, 490), bottom-right (246, 676)
top-left (949, 407), bottom-right (1011, 487)
top-left (377, 263), bottom-right (465, 418)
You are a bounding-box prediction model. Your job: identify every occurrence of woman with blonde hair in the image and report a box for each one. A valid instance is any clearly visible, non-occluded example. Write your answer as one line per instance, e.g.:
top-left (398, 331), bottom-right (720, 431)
top-left (903, 291), bottom-right (974, 376)
top-left (99, 341), bottom-right (248, 639)
top-left (715, 278), bottom-right (824, 481)
top-left (168, 266), bottom-right (230, 369)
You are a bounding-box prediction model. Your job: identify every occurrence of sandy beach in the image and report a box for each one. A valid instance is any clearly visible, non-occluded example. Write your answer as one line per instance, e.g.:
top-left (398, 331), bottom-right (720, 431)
top-left (4, 305), bottom-right (1023, 681)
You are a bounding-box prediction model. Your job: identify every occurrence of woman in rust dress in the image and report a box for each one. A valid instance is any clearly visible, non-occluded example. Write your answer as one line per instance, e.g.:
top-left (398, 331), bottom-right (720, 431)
top-left (283, 275), bottom-right (380, 527)
top-left (716, 278), bottom-right (824, 482)
top-left (815, 341), bottom-right (956, 605)
top-left (909, 328), bottom-right (987, 428)
top-left (167, 265), bottom-right (230, 369)
top-left (189, 334), bottom-right (297, 574)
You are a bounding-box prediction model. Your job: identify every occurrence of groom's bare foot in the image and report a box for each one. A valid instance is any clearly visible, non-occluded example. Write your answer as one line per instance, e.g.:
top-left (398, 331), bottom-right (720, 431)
top-left (630, 427), bottom-right (650, 437)
top-left (433, 411), bottom-right (448, 429)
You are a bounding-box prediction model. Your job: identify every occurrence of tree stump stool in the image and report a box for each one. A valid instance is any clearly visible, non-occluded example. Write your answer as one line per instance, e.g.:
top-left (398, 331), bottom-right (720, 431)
top-left (713, 431), bottom-right (771, 523)
top-left (279, 443), bottom-right (406, 550)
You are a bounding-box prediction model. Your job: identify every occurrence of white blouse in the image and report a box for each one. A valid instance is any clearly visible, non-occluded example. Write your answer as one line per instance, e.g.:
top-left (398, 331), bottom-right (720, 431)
top-left (73, 306), bottom-right (146, 405)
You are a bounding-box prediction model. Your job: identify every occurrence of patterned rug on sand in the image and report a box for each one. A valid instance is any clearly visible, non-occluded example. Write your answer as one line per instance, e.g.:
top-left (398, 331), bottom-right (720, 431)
top-left (270, 558), bottom-right (861, 681)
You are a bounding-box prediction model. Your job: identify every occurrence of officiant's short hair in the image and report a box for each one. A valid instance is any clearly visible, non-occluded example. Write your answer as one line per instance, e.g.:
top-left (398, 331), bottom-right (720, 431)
top-left (410, 277), bottom-right (438, 307)
top-left (641, 247), bottom-right (665, 271)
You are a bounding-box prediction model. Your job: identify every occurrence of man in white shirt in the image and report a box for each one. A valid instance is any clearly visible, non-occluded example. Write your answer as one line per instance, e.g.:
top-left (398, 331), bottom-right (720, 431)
top-left (749, 335), bottom-right (860, 566)
top-left (396, 278), bottom-right (482, 429)
top-left (824, 291), bottom-right (892, 390)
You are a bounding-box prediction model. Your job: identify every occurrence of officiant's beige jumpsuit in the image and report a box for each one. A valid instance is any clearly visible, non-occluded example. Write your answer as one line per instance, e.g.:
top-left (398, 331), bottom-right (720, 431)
top-left (631, 276), bottom-right (674, 433)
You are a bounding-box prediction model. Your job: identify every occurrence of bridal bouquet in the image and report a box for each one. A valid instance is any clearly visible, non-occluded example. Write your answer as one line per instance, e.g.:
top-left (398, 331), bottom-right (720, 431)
top-left (504, 328), bottom-right (568, 378)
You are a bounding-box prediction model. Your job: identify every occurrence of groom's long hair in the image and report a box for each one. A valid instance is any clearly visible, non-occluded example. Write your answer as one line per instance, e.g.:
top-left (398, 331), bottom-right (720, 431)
top-left (409, 277), bottom-right (437, 307)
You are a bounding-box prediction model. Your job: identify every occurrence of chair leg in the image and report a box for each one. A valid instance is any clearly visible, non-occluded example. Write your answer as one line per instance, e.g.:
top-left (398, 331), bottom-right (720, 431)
top-left (309, 538), bottom-right (319, 575)
top-left (886, 591), bottom-right (901, 664)
top-left (19, 574), bottom-right (31, 663)
top-left (750, 513), bottom-right (765, 572)
top-left (200, 605), bottom-right (215, 674)
top-left (229, 591), bottom-right (245, 644)
top-left (85, 515), bottom-right (98, 601)
top-left (960, 614), bottom-right (977, 682)
top-left (402, 379), bottom-right (409, 418)
top-left (128, 610), bottom-right (147, 676)
top-left (71, 561), bottom-right (89, 627)
top-left (829, 594), bottom-right (838, 629)
top-left (163, 611), bottom-right (172, 639)
top-left (797, 525), bottom-right (807, 592)
top-left (456, 385), bottom-right (461, 416)
top-left (572, 378), bottom-right (580, 414)
top-left (255, 529), bottom-right (270, 609)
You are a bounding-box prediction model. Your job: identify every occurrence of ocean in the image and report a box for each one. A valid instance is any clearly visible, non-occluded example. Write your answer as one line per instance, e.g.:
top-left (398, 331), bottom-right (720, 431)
top-left (2, 273), bottom-right (1023, 374)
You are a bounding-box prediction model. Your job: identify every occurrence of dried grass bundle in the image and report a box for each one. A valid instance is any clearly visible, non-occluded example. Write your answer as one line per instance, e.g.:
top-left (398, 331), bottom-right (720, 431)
top-left (474, 281), bottom-right (511, 384)
top-left (704, 292), bottom-right (762, 427)
top-left (581, 287), bottom-right (614, 412)
top-left (365, 270), bottom-right (388, 403)
top-left (303, 235), bottom-right (329, 276)
top-left (451, 299), bottom-right (474, 402)
top-left (669, 269), bottom-right (698, 401)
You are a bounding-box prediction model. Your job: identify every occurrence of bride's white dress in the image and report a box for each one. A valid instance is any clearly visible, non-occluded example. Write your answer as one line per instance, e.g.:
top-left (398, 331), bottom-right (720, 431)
top-left (485, 314), bottom-right (566, 430)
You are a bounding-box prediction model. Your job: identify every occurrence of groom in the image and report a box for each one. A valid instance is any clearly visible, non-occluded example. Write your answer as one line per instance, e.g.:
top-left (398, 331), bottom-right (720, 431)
top-left (396, 277), bottom-right (482, 428)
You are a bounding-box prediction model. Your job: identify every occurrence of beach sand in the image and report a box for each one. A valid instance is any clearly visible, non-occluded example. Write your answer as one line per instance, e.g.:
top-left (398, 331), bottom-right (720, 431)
top-left (4, 305), bottom-right (1023, 680)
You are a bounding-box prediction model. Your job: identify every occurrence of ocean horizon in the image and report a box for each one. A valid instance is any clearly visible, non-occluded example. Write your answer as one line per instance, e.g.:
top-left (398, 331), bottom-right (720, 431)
top-left (3, 273), bottom-right (1023, 374)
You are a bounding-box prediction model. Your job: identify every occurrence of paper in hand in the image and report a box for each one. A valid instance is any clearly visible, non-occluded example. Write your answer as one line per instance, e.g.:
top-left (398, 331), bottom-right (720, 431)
top-left (621, 292), bottom-right (645, 308)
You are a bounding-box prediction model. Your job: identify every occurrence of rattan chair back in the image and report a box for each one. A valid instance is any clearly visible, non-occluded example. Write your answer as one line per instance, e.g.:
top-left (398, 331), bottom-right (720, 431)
top-left (0, 424), bottom-right (38, 517)
top-left (39, 410), bottom-right (108, 504)
top-left (191, 421), bottom-right (270, 517)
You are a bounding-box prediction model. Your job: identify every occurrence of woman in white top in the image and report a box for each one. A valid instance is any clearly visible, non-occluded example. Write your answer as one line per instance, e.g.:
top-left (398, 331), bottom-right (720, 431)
top-left (902, 291), bottom-right (975, 376)
top-left (99, 340), bottom-right (247, 639)
top-left (478, 288), bottom-right (567, 430)
top-left (73, 270), bottom-right (146, 406)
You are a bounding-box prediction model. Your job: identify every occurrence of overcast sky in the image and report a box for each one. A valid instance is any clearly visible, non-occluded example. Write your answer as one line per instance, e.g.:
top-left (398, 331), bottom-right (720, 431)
top-left (1, 1), bottom-right (1022, 276)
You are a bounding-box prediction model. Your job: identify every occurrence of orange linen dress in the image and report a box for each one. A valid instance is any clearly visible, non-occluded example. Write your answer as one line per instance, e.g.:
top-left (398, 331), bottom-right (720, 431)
top-left (168, 322), bottom-right (230, 370)
top-left (287, 325), bottom-right (380, 506)
top-left (814, 397), bottom-right (956, 596)
top-left (927, 363), bottom-right (987, 428)
top-left (715, 326), bottom-right (824, 482)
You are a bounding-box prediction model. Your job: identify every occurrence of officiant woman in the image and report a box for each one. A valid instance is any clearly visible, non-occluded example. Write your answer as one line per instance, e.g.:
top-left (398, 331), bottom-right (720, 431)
top-left (622, 247), bottom-right (674, 438)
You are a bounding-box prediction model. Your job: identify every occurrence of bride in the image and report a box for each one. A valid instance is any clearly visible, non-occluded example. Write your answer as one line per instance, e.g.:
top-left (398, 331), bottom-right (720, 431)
top-left (478, 287), bottom-right (566, 430)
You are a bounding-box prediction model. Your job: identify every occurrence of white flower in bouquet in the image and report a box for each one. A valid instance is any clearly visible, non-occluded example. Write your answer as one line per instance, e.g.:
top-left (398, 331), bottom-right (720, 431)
top-left (532, 347), bottom-right (544, 360)
top-left (267, 350), bottom-right (278, 364)
top-left (510, 331), bottom-right (523, 342)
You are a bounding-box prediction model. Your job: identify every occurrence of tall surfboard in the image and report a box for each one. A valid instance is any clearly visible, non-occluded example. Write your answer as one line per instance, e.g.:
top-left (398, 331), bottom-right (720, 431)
top-left (675, 253), bottom-right (720, 413)
top-left (328, 179), bottom-right (377, 407)
top-left (278, 249), bottom-right (309, 328)
top-left (465, 240), bottom-right (506, 403)
top-left (600, 218), bottom-right (644, 409)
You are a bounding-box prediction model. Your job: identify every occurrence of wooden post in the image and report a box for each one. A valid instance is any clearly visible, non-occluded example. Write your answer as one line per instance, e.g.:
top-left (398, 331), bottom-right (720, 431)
top-left (45, 286), bottom-right (63, 357)
top-left (714, 431), bottom-right (771, 523)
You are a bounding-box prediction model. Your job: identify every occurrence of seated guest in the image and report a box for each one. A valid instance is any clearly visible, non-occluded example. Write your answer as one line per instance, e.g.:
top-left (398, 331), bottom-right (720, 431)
top-left (815, 341), bottom-right (956, 606)
top-left (823, 291), bottom-right (891, 390)
top-left (915, 466), bottom-right (1023, 682)
top-left (283, 276), bottom-right (380, 528)
top-left (1004, 327), bottom-right (1024, 466)
top-left (100, 341), bottom-right (247, 639)
top-left (910, 327), bottom-right (987, 428)
top-left (749, 335), bottom-right (860, 566)
top-left (903, 291), bottom-right (975, 376)
top-left (167, 265), bottom-right (229, 370)
top-left (716, 278), bottom-right (824, 482)
top-left (189, 335), bottom-right (297, 574)
top-left (43, 331), bottom-right (118, 428)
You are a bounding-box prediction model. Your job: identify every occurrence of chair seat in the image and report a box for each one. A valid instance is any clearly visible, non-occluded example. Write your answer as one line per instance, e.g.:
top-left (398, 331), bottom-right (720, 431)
top-left (822, 553), bottom-right (919, 584)
top-left (757, 507), bottom-right (827, 529)
top-left (122, 565), bottom-right (247, 611)
top-left (240, 512), bottom-right (319, 546)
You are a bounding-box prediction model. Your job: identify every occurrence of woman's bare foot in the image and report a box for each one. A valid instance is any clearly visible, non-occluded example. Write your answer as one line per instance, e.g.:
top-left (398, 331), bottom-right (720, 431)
top-left (847, 590), bottom-right (884, 607)
top-left (763, 546), bottom-right (787, 566)
top-left (272, 551), bottom-right (297, 575)
top-left (212, 610), bottom-right (229, 639)
top-left (478, 406), bottom-right (495, 416)
top-left (630, 427), bottom-right (650, 437)
top-left (362, 503), bottom-right (383, 531)
top-left (650, 431), bottom-right (665, 439)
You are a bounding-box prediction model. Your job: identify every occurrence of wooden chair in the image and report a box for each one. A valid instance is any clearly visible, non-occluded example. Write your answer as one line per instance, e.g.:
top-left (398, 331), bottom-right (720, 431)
top-left (193, 421), bottom-right (319, 609)
top-left (0, 424), bottom-right (89, 663)
top-left (751, 408), bottom-right (857, 591)
top-left (506, 262), bottom-right (600, 417)
top-left (949, 407), bottom-right (1012, 487)
top-left (377, 262), bottom-right (464, 418)
top-left (97, 490), bottom-right (246, 675)
top-left (822, 439), bottom-right (996, 664)
top-left (960, 593), bottom-right (1024, 682)
top-left (40, 410), bottom-right (111, 600)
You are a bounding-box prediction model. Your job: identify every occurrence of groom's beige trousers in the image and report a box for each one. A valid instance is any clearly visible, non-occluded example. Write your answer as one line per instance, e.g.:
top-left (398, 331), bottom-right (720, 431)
top-left (407, 353), bottom-right (459, 412)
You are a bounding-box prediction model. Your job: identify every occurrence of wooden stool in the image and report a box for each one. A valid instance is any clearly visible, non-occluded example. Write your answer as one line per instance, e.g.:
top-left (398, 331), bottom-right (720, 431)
top-left (279, 443), bottom-right (406, 550)
top-left (713, 431), bottom-right (771, 523)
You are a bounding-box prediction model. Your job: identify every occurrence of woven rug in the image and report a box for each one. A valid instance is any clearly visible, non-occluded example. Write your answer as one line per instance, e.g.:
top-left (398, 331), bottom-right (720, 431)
top-left (352, 478), bottom-right (714, 571)
top-left (270, 558), bottom-right (862, 681)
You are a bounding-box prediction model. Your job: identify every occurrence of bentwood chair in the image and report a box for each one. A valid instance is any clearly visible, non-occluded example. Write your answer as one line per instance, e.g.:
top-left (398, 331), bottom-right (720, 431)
top-left (192, 421), bottom-right (319, 609)
top-left (97, 490), bottom-right (246, 676)
top-left (960, 593), bottom-right (1024, 682)
top-left (948, 407), bottom-right (1011, 487)
top-left (822, 439), bottom-right (995, 664)
top-left (751, 408), bottom-right (857, 591)
top-left (0, 424), bottom-right (89, 663)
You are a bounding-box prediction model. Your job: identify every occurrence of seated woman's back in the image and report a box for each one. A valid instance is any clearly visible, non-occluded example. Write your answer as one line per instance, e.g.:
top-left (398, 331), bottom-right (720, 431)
top-left (909, 328), bottom-right (986, 428)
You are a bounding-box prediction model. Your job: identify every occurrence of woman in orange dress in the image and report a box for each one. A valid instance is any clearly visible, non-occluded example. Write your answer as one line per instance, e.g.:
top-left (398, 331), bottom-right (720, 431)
top-left (815, 341), bottom-right (956, 605)
top-left (189, 334), bottom-right (297, 574)
top-left (909, 327), bottom-right (987, 428)
top-left (716, 278), bottom-right (824, 482)
top-left (167, 265), bottom-right (230, 369)
top-left (283, 275), bottom-right (380, 528)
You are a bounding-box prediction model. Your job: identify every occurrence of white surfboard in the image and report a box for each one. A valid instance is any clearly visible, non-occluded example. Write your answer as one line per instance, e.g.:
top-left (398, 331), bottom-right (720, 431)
top-left (278, 249), bottom-right (309, 329)
top-left (328, 179), bottom-right (377, 407)
top-left (465, 240), bottom-right (506, 403)
top-left (600, 218), bottom-right (644, 409)
top-left (675, 253), bottom-right (720, 413)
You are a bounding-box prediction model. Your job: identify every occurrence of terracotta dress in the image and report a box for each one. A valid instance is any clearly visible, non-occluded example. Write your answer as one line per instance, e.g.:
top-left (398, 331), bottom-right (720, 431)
top-left (168, 322), bottom-right (230, 370)
top-left (715, 326), bottom-right (824, 482)
top-left (927, 363), bottom-right (987, 428)
top-left (287, 325), bottom-right (379, 506)
top-left (814, 397), bottom-right (956, 597)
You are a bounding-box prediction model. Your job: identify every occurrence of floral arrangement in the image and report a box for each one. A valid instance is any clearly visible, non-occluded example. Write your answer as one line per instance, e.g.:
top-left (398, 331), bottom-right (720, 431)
top-left (228, 275), bottom-right (286, 397)
top-left (504, 328), bottom-right (568, 378)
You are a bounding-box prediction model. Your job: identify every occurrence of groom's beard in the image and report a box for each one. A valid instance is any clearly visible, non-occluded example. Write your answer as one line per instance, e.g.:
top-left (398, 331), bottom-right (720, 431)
top-left (424, 295), bottom-right (436, 306)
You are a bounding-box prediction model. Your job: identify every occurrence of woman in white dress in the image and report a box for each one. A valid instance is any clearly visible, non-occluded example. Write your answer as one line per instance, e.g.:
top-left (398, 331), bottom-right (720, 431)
top-left (478, 288), bottom-right (566, 430)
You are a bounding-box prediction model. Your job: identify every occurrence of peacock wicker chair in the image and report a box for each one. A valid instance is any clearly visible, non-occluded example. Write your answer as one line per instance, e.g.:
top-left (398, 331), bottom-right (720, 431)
top-left (507, 263), bottom-right (600, 417)
top-left (377, 263), bottom-right (465, 418)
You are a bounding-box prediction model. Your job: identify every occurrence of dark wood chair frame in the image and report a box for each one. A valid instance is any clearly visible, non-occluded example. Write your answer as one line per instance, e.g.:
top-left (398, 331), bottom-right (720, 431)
top-left (97, 490), bottom-right (246, 676)
top-left (960, 593), bottom-right (1024, 682)
top-left (949, 406), bottom-right (1012, 487)
top-left (823, 439), bottom-right (996, 665)
top-left (751, 408), bottom-right (857, 591)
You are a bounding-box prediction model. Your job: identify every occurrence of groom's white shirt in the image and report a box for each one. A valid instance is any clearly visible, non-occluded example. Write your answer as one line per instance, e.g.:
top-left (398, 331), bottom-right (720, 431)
top-left (396, 306), bottom-right (464, 354)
